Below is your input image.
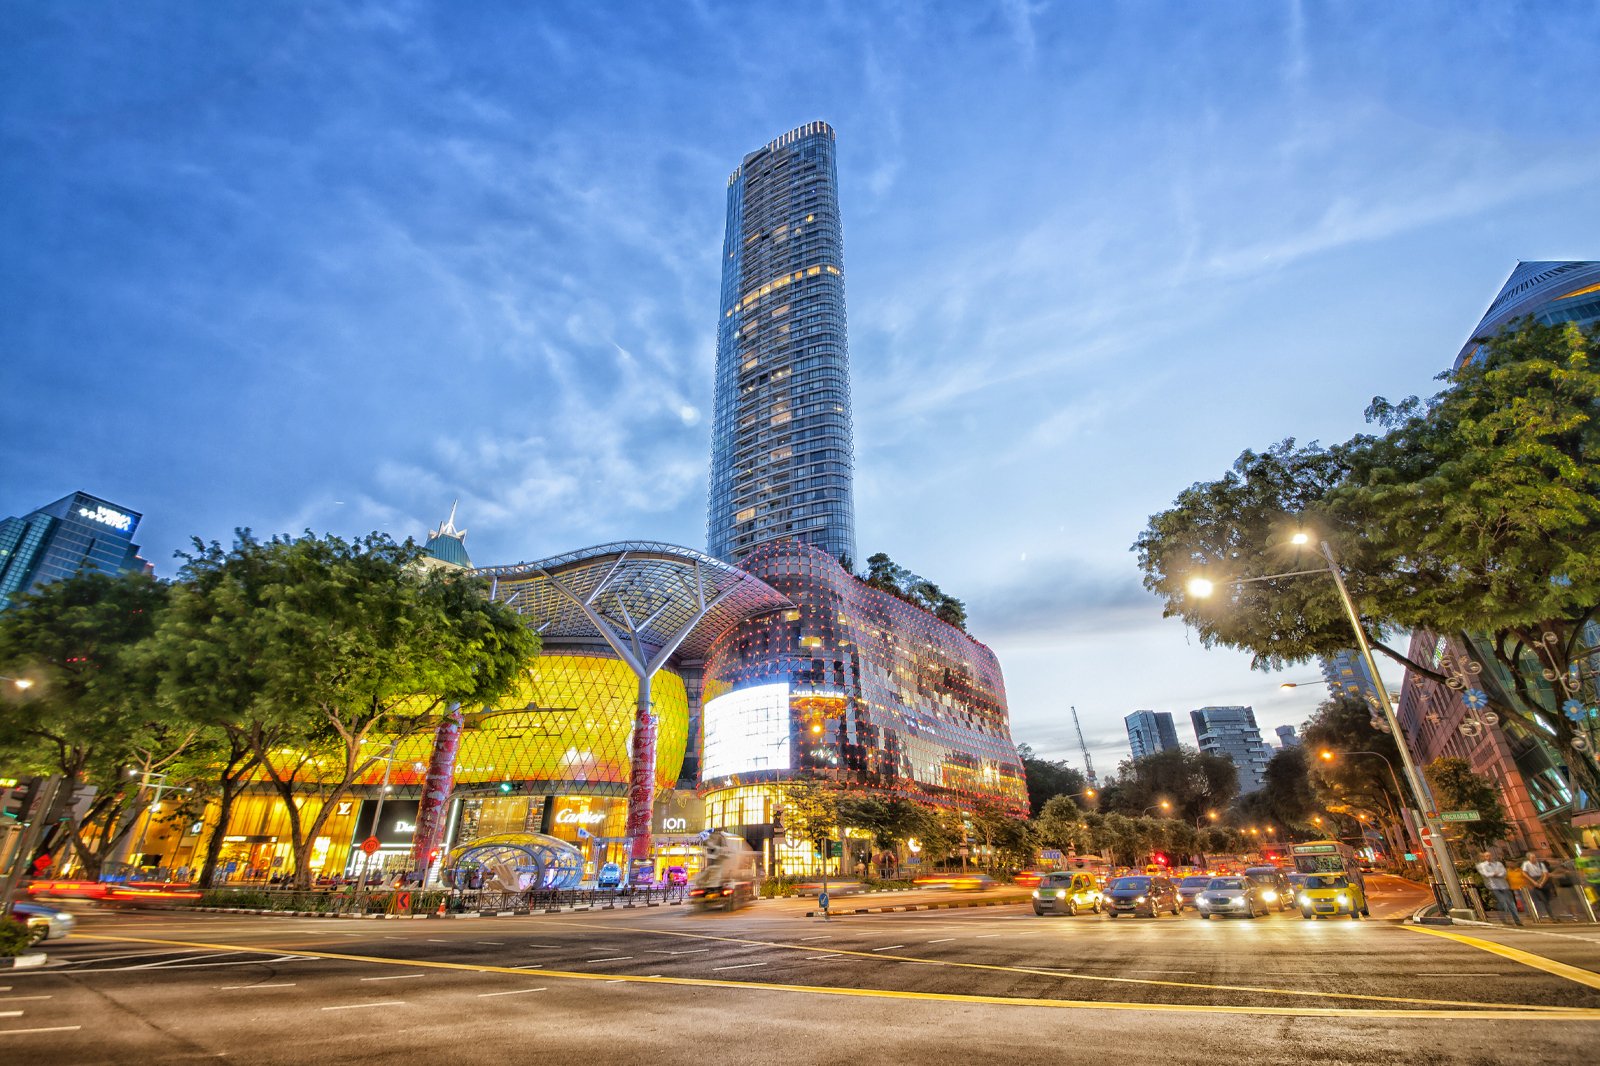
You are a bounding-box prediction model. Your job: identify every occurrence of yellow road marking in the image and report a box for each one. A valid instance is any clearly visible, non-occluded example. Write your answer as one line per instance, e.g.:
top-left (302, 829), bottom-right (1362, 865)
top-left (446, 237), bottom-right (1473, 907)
top-left (1403, 926), bottom-right (1600, 992)
top-left (73, 933), bottom-right (1600, 1020)
top-left (564, 920), bottom-right (1574, 1013)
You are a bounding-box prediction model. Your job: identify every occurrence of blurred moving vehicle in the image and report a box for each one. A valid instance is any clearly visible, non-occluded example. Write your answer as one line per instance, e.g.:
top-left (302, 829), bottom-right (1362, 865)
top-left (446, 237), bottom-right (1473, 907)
top-left (665, 865), bottom-right (688, 886)
top-left (1243, 867), bottom-right (1293, 911)
top-left (689, 832), bottom-right (758, 912)
top-left (1031, 872), bottom-right (1103, 916)
top-left (1177, 875), bottom-right (1213, 911)
top-left (1196, 876), bottom-right (1270, 919)
top-left (1296, 873), bottom-right (1367, 919)
top-left (11, 901), bottom-right (75, 943)
top-left (595, 863), bottom-right (623, 890)
top-left (911, 874), bottom-right (994, 891)
top-left (1105, 875), bottom-right (1179, 918)
top-left (26, 880), bottom-right (200, 905)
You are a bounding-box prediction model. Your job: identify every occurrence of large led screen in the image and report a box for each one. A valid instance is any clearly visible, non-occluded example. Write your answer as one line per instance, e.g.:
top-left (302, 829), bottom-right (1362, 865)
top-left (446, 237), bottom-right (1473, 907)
top-left (702, 682), bottom-right (791, 780)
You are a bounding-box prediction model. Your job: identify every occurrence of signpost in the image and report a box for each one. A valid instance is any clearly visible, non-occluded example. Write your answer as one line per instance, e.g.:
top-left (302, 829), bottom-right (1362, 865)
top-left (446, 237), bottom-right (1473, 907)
top-left (360, 836), bottom-right (381, 855)
top-left (1440, 810), bottom-right (1481, 823)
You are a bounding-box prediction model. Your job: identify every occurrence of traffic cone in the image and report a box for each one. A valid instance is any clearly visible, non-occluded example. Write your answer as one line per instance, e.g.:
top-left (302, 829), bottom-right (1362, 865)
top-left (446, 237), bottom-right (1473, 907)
top-left (436, 898), bottom-right (446, 917)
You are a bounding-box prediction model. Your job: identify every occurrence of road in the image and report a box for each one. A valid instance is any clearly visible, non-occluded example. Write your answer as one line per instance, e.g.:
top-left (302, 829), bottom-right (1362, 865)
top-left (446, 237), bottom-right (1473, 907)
top-left (4, 875), bottom-right (1597, 1064)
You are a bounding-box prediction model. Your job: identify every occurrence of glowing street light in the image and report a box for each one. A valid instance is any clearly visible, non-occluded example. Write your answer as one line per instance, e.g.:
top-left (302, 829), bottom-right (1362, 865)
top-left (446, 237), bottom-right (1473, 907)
top-left (1, 676), bottom-right (31, 690)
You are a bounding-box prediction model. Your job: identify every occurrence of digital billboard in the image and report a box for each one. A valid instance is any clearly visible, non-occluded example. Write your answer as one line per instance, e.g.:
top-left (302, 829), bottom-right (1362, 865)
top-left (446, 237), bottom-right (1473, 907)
top-left (702, 682), bottom-right (791, 779)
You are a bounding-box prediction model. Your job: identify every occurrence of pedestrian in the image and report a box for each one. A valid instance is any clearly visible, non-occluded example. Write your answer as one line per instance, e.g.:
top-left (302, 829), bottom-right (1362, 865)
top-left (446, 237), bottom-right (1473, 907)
top-left (1476, 850), bottom-right (1522, 926)
top-left (1521, 851), bottom-right (1556, 920)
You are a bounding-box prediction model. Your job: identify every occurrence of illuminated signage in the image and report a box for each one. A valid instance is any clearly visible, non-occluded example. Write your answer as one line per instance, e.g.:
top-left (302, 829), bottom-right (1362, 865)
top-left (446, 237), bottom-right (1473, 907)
top-left (393, 820), bottom-right (416, 833)
top-left (662, 817), bottom-right (688, 832)
top-left (702, 682), bottom-right (791, 779)
top-left (77, 505), bottom-right (134, 532)
top-left (556, 809), bottom-right (606, 826)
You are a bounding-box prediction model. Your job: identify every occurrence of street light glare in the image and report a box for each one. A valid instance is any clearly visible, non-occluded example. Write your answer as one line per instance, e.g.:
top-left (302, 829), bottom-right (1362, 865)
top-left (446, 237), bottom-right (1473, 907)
top-left (1290, 531), bottom-right (1311, 546)
top-left (1186, 577), bottom-right (1215, 597)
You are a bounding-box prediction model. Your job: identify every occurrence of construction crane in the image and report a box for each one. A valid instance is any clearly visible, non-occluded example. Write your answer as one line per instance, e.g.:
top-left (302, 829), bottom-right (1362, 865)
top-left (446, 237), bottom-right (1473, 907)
top-left (1070, 705), bottom-right (1096, 786)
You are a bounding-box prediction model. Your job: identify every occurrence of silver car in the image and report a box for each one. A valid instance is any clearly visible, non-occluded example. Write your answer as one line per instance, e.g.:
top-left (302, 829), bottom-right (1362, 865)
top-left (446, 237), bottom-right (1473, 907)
top-left (12, 901), bottom-right (76, 943)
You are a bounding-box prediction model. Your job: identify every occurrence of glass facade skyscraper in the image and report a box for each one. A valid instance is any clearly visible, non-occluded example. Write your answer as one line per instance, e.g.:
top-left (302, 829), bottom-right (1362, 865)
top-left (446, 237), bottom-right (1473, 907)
top-left (0, 491), bottom-right (149, 611)
top-left (1189, 705), bottom-right (1272, 794)
top-left (1124, 710), bottom-right (1180, 760)
top-left (1454, 260), bottom-right (1600, 368)
top-left (707, 121), bottom-right (857, 566)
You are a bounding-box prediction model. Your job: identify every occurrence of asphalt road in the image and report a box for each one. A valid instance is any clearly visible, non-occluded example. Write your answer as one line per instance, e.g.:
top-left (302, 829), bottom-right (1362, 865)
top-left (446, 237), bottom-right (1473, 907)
top-left (4, 875), bottom-right (1597, 1065)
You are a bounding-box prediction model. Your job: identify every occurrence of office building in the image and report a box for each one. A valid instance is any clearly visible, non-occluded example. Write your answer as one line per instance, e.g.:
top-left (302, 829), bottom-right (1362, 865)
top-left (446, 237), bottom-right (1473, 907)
top-left (1190, 706), bottom-right (1272, 794)
top-left (1320, 649), bottom-right (1380, 708)
top-left (1454, 260), bottom-right (1600, 368)
top-left (1275, 724), bottom-right (1299, 749)
top-left (0, 490), bottom-right (150, 611)
top-left (1125, 710), bottom-right (1180, 760)
top-left (707, 121), bottom-right (857, 566)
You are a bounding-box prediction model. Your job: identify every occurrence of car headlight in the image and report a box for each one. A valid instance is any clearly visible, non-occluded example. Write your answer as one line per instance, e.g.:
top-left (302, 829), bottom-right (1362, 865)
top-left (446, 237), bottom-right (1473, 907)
top-left (1337, 893), bottom-right (1348, 905)
top-left (1135, 895), bottom-right (1146, 903)
top-left (1056, 889), bottom-right (1067, 898)
top-left (1262, 890), bottom-right (1277, 902)
top-left (1298, 894), bottom-right (1309, 904)
top-left (1032, 890), bottom-right (1041, 898)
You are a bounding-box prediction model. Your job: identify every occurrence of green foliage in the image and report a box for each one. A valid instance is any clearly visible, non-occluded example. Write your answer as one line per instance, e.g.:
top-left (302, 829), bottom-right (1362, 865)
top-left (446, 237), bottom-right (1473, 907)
top-left (1302, 696), bottom-right (1407, 822)
top-left (0, 919), bottom-right (35, 957)
top-left (780, 783), bottom-right (840, 852)
top-left (1016, 743), bottom-right (1089, 816)
top-left (1099, 748), bottom-right (1238, 821)
top-left (1236, 746), bottom-right (1318, 831)
top-left (1133, 318), bottom-right (1600, 791)
top-left (860, 552), bottom-right (968, 631)
top-left (1424, 757), bottom-right (1511, 851)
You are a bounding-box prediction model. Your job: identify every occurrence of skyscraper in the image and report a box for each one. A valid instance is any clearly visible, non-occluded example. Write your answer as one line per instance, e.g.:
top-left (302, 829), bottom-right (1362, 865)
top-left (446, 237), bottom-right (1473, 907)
top-left (1453, 260), bottom-right (1600, 368)
top-left (1319, 648), bottom-right (1380, 708)
top-left (0, 491), bottom-right (150, 611)
top-left (707, 121), bottom-right (856, 566)
top-left (1125, 710), bottom-right (1180, 760)
top-left (1190, 705), bottom-right (1273, 794)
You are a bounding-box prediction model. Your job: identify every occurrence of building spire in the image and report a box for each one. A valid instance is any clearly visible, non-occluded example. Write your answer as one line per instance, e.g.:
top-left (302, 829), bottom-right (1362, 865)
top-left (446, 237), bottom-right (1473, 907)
top-left (429, 499), bottom-right (466, 543)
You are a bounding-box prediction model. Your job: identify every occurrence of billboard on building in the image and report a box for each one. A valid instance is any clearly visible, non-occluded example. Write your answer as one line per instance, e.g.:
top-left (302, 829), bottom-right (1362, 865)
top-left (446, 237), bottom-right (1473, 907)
top-left (702, 682), bottom-right (791, 779)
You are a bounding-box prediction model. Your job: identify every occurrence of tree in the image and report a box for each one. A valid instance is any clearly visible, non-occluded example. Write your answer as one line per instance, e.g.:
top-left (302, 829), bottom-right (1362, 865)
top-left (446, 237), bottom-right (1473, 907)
top-left (1237, 746), bottom-right (1318, 832)
top-left (1016, 743), bottom-right (1089, 816)
top-left (1033, 794), bottom-right (1088, 855)
top-left (858, 552), bottom-right (968, 631)
top-left (780, 783), bottom-right (840, 870)
top-left (151, 531), bottom-right (541, 888)
top-left (1133, 319), bottom-right (1600, 807)
top-left (837, 795), bottom-right (924, 876)
top-left (909, 806), bottom-right (967, 866)
top-left (1301, 695), bottom-right (1408, 842)
top-left (0, 570), bottom-right (199, 878)
top-left (1424, 757), bottom-right (1511, 852)
top-left (1100, 748), bottom-right (1238, 821)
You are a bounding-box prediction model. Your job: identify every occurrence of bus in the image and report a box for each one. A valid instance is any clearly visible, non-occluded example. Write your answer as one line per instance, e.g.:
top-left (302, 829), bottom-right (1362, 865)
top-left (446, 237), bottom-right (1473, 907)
top-left (1289, 840), bottom-right (1369, 918)
top-left (1290, 840), bottom-right (1361, 880)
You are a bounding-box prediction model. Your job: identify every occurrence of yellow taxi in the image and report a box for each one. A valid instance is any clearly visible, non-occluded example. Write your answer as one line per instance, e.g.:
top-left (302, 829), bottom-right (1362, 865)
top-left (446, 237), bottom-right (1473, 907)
top-left (1032, 871), bottom-right (1104, 916)
top-left (1295, 872), bottom-right (1368, 919)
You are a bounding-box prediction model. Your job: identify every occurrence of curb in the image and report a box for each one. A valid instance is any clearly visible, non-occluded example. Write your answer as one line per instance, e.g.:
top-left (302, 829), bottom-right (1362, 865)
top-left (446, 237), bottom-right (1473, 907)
top-left (803, 898), bottom-right (1028, 917)
top-left (0, 952), bottom-right (47, 969)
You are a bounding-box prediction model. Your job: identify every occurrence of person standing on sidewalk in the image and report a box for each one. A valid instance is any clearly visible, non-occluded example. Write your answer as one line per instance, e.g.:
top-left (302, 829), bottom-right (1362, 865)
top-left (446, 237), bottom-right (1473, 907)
top-left (1477, 850), bottom-right (1523, 926)
top-left (1521, 851), bottom-right (1556, 920)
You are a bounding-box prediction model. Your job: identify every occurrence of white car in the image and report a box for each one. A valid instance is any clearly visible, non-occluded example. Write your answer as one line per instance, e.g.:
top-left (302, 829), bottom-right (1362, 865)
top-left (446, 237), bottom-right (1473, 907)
top-left (12, 901), bottom-right (76, 943)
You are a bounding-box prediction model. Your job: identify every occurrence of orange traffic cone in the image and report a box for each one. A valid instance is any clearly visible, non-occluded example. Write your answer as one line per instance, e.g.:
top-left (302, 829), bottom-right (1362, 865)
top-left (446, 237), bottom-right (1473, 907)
top-left (436, 898), bottom-right (446, 917)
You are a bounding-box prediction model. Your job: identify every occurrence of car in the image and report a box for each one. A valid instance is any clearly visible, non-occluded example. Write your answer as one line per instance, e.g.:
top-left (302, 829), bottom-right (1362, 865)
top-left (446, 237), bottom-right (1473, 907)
top-left (1243, 866), bottom-right (1293, 911)
top-left (1177, 874), bottom-right (1214, 910)
top-left (11, 901), bottom-right (75, 943)
top-left (665, 865), bottom-right (688, 886)
top-left (1104, 875), bottom-right (1179, 918)
top-left (1295, 873), bottom-right (1367, 919)
top-left (1032, 872), bottom-right (1103, 916)
top-left (595, 862), bottom-right (623, 890)
top-left (1196, 876), bottom-right (1270, 919)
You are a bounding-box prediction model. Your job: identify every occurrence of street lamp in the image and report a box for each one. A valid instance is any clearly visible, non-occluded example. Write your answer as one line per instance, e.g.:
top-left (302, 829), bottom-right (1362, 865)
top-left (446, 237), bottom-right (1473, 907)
top-left (126, 769), bottom-right (192, 873)
top-left (356, 743), bottom-right (399, 894)
top-left (1185, 530), bottom-right (1469, 912)
top-left (1142, 800), bottom-right (1172, 816)
top-left (1, 676), bottom-right (31, 690)
top-left (1196, 810), bottom-right (1219, 829)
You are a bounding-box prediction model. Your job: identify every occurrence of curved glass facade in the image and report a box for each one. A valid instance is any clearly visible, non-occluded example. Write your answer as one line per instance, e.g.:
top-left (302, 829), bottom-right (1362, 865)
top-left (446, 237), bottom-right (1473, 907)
top-left (708, 121), bottom-right (857, 566)
top-left (700, 542), bottom-right (1027, 814)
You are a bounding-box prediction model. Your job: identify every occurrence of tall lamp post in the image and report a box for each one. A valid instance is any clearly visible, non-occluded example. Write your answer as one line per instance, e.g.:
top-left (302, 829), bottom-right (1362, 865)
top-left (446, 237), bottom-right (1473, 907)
top-left (356, 743), bottom-right (398, 893)
top-left (1187, 532), bottom-right (1469, 912)
top-left (1, 676), bottom-right (33, 691)
top-left (126, 770), bottom-right (192, 875)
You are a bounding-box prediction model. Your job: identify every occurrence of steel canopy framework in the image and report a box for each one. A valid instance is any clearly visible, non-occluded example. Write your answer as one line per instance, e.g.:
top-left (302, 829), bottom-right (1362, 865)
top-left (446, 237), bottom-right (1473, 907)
top-left (473, 541), bottom-right (791, 872)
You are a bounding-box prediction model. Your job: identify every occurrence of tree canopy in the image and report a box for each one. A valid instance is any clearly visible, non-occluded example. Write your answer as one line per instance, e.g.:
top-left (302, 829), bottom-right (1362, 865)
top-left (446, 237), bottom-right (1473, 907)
top-left (1133, 318), bottom-right (1600, 794)
top-left (859, 552), bottom-right (969, 630)
top-left (1098, 747), bottom-right (1239, 821)
top-left (1016, 743), bottom-right (1089, 816)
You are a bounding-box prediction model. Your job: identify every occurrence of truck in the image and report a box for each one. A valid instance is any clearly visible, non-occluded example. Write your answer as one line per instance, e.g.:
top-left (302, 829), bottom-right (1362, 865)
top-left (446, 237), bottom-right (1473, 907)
top-left (689, 831), bottom-right (758, 912)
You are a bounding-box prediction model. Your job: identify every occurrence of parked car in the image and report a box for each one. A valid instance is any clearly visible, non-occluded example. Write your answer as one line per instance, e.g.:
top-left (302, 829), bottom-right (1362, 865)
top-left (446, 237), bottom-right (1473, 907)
top-left (12, 901), bottom-right (75, 943)
top-left (1032, 872), bottom-right (1103, 916)
top-left (1196, 876), bottom-right (1270, 919)
top-left (665, 865), bottom-right (688, 886)
top-left (1177, 875), bottom-right (1214, 910)
top-left (1243, 866), bottom-right (1293, 911)
top-left (1104, 875), bottom-right (1179, 918)
top-left (595, 863), bottom-right (623, 890)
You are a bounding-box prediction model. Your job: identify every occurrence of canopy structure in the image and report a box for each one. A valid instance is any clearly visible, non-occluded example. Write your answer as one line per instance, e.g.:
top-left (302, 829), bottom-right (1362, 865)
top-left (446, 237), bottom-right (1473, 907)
top-left (446, 832), bottom-right (585, 891)
top-left (472, 542), bottom-right (791, 874)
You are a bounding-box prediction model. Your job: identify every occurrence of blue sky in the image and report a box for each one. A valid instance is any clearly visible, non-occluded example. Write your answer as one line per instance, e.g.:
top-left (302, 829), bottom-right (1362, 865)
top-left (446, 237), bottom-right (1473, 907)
top-left (4, 1), bottom-right (1598, 776)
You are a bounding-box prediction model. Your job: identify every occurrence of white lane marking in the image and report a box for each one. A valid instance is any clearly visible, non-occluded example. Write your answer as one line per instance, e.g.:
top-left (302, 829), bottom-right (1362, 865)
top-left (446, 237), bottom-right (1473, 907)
top-left (711, 963), bottom-right (767, 971)
top-left (927, 938), bottom-right (956, 943)
top-left (322, 1002), bottom-right (408, 1011)
top-left (360, 974), bottom-right (426, 982)
top-left (586, 957), bottom-right (634, 963)
top-left (0, 997), bottom-right (52, 1003)
top-left (1415, 972), bottom-right (1505, 977)
top-left (0, 987), bottom-right (9, 992)
top-left (808, 953), bottom-right (844, 960)
top-left (645, 949), bottom-right (709, 956)
top-left (476, 941), bottom-right (505, 946)
top-left (871, 945), bottom-right (906, 951)
top-left (604, 979), bottom-right (626, 983)
top-left (0, 1013), bottom-right (21, 1019)
top-left (130, 952), bottom-right (240, 969)
top-left (64, 949), bottom-right (192, 964)
top-left (799, 935), bottom-right (832, 941)
top-left (973, 934), bottom-right (1004, 939)
top-left (426, 939), bottom-right (450, 944)
top-left (383, 936), bottom-right (404, 940)
top-left (1131, 970), bottom-right (1196, 974)
top-left (218, 983), bottom-right (295, 990)
top-left (477, 987), bottom-right (547, 998)
top-left (0, 1026), bottom-right (82, 1035)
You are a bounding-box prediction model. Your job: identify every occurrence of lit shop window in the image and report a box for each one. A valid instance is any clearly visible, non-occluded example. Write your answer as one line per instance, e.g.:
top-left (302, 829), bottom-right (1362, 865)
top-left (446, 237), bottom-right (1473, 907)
top-left (736, 507), bottom-right (756, 524)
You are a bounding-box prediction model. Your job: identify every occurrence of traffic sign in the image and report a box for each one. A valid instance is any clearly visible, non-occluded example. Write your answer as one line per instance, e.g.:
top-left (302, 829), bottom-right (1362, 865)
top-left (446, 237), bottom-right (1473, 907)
top-left (1440, 810), bottom-right (1481, 822)
top-left (359, 836), bottom-right (381, 855)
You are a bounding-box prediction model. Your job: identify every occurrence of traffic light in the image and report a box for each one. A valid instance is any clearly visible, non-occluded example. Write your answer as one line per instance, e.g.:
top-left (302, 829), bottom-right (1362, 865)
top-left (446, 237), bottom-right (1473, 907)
top-left (62, 781), bottom-right (98, 825)
top-left (498, 781), bottom-right (513, 794)
top-left (1, 778), bottom-right (39, 824)
top-left (770, 806), bottom-right (785, 835)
